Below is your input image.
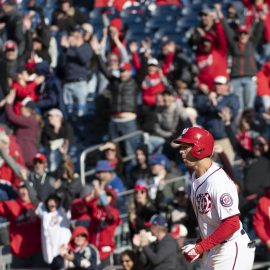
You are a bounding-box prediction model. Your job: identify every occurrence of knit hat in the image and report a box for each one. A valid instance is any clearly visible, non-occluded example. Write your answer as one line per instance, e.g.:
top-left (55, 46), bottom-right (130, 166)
top-left (110, 18), bottom-right (123, 32)
top-left (134, 179), bottom-right (148, 191)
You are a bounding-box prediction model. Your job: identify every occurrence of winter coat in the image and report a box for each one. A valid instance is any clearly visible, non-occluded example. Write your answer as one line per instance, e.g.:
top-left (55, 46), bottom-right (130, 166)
top-left (256, 61), bottom-right (270, 96)
top-left (5, 104), bottom-right (40, 167)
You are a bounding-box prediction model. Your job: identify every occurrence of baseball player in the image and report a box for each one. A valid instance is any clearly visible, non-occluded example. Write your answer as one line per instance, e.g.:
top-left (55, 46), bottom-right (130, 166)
top-left (173, 127), bottom-right (255, 270)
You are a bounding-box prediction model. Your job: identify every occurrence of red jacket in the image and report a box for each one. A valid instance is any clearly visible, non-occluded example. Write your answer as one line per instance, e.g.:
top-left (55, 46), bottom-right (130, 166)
top-left (0, 199), bottom-right (41, 258)
top-left (196, 22), bottom-right (228, 91)
top-left (256, 61), bottom-right (270, 96)
top-left (86, 198), bottom-right (121, 260)
top-left (141, 71), bottom-right (165, 106)
top-left (0, 136), bottom-right (25, 187)
top-left (253, 191), bottom-right (270, 245)
top-left (11, 81), bottom-right (39, 115)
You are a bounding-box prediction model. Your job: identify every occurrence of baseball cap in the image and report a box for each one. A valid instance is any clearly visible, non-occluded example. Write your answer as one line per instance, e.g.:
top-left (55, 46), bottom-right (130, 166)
top-left (147, 58), bottom-right (159, 66)
top-left (199, 6), bottom-right (212, 16)
top-left (95, 160), bottom-right (113, 172)
top-left (119, 62), bottom-right (132, 72)
top-left (134, 179), bottom-right (148, 191)
top-left (162, 87), bottom-right (176, 96)
top-left (238, 25), bottom-right (248, 33)
top-left (3, 40), bottom-right (17, 52)
top-left (214, 76), bottom-right (228, 85)
top-left (146, 214), bottom-right (168, 227)
top-left (34, 153), bottom-right (47, 163)
top-left (170, 224), bottom-right (188, 239)
top-left (149, 153), bottom-right (169, 169)
top-left (72, 25), bottom-right (85, 35)
top-left (21, 97), bottom-right (36, 110)
top-left (47, 108), bottom-right (63, 117)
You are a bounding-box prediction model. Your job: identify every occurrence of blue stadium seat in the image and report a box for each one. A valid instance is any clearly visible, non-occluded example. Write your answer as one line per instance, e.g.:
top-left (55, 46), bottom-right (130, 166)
top-left (151, 4), bottom-right (181, 17)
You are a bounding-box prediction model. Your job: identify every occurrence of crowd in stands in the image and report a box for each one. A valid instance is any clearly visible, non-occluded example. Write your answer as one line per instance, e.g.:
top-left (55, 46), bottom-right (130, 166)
top-left (0, 0), bottom-right (270, 269)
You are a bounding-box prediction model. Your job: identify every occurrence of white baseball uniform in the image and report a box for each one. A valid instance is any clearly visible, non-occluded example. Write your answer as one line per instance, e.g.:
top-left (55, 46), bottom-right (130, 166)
top-left (190, 162), bottom-right (255, 270)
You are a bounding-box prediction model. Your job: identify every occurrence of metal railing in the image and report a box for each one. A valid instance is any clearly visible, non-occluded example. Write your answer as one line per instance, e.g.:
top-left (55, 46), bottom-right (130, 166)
top-left (80, 130), bottom-right (144, 186)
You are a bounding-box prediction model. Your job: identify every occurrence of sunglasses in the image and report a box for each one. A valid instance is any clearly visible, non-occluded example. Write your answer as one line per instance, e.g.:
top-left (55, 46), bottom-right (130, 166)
top-left (135, 190), bottom-right (146, 194)
top-left (76, 234), bottom-right (87, 238)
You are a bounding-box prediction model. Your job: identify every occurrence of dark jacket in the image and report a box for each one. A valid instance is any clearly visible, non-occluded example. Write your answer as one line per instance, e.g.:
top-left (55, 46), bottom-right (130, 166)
top-left (194, 92), bottom-right (240, 139)
top-left (221, 18), bottom-right (264, 78)
top-left (139, 234), bottom-right (179, 270)
top-left (41, 121), bottom-right (74, 150)
top-left (62, 44), bottom-right (92, 82)
top-left (96, 54), bottom-right (138, 114)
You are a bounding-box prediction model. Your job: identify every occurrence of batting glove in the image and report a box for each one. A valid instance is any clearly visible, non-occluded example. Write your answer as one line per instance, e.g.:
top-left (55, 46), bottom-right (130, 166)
top-left (182, 244), bottom-right (204, 263)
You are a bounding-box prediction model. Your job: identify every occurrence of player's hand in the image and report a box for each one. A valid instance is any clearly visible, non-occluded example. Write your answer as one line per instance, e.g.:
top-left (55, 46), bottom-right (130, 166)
top-left (182, 244), bottom-right (203, 263)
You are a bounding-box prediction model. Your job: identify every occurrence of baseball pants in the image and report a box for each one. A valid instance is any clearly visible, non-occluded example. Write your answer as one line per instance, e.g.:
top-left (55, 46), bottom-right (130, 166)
top-left (204, 231), bottom-right (255, 270)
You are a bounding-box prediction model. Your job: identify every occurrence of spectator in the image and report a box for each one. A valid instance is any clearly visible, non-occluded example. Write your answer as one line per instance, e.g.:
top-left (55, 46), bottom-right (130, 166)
top-left (36, 193), bottom-right (71, 264)
top-left (194, 6), bottom-right (228, 93)
top-left (28, 153), bottom-right (56, 202)
top-left (0, 181), bottom-right (42, 268)
top-left (84, 183), bottom-right (121, 269)
top-left (5, 91), bottom-right (41, 167)
top-left (120, 249), bottom-right (142, 270)
top-left (225, 3), bottom-right (241, 31)
top-left (141, 58), bottom-right (165, 107)
top-left (170, 223), bottom-right (192, 270)
top-left (35, 61), bottom-right (66, 115)
top-left (51, 0), bottom-right (88, 32)
top-left (0, 40), bottom-right (22, 96)
top-left (189, 6), bottom-right (215, 48)
top-left (168, 187), bottom-right (197, 238)
top-left (159, 39), bottom-right (191, 86)
top-left (0, 0), bottom-right (25, 56)
top-left (129, 145), bottom-right (151, 187)
top-left (194, 76), bottom-right (240, 164)
top-left (128, 179), bottom-right (157, 237)
top-left (256, 60), bottom-right (270, 111)
top-left (41, 108), bottom-right (74, 172)
top-left (11, 65), bottom-right (44, 115)
top-left (95, 160), bottom-right (125, 193)
top-left (51, 226), bottom-right (100, 270)
top-left (53, 155), bottom-right (82, 211)
top-left (219, 4), bottom-right (265, 110)
top-left (91, 38), bottom-right (139, 158)
top-left (133, 214), bottom-right (179, 270)
top-left (60, 25), bottom-right (92, 117)
top-left (253, 186), bottom-right (270, 255)
top-left (148, 153), bottom-right (183, 202)
top-left (99, 141), bottom-right (123, 178)
top-left (174, 77), bottom-right (194, 108)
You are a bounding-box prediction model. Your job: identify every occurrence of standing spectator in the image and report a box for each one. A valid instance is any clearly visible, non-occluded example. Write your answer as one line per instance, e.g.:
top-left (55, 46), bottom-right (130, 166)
top-left (51, 0), bottom-right (88, 32)
top-left (194, 7), bottom-right (228, 93)
top-left (51, 226), bottom-right (99, 270)
top-left (0, 182), bottom-right (42, 268)
top-left (189, 6), bottom-right (216, 48)
top-left (5, 90), bottom-right (41, 168)
top-left (256, 60), bottom-right (270, 111)
top-left (218, 4), bottom-right (265, 110)
top-left (11, 66), bottom-right (43, 115)
top-left (253, 186), bottom-right (270, 255)
top-left (141, 58), bottom-right (165, 107)
top-left (36, 193), bottom-right (71, 264)
top-left (28, 153), bottom-right (56, 202)
top-left (0, 0), bottom-right (25, 56)
top-left (41, 108), bottom-right (74, 172)
top-left (35, 61), bottom-right (66, 115)
top-left (84, 183), bottom-right (121, 269)
top-left (60, 25), bottom-right (92, 117)
top-left (194, 76), bottom-right (240, 164)
top-left (91, 38), bottom-right (138, 157)
top-left (133, 214), bottom-right (179, 270)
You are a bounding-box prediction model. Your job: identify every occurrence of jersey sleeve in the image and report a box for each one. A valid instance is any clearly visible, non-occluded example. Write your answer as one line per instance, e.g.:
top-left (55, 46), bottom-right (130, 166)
top-left (211, 171), bottom-right (240, 220)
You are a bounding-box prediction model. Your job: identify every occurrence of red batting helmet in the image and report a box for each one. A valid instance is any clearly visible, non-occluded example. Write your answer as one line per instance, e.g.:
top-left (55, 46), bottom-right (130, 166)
top-left (174, 127), bottom-right (214, 159)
